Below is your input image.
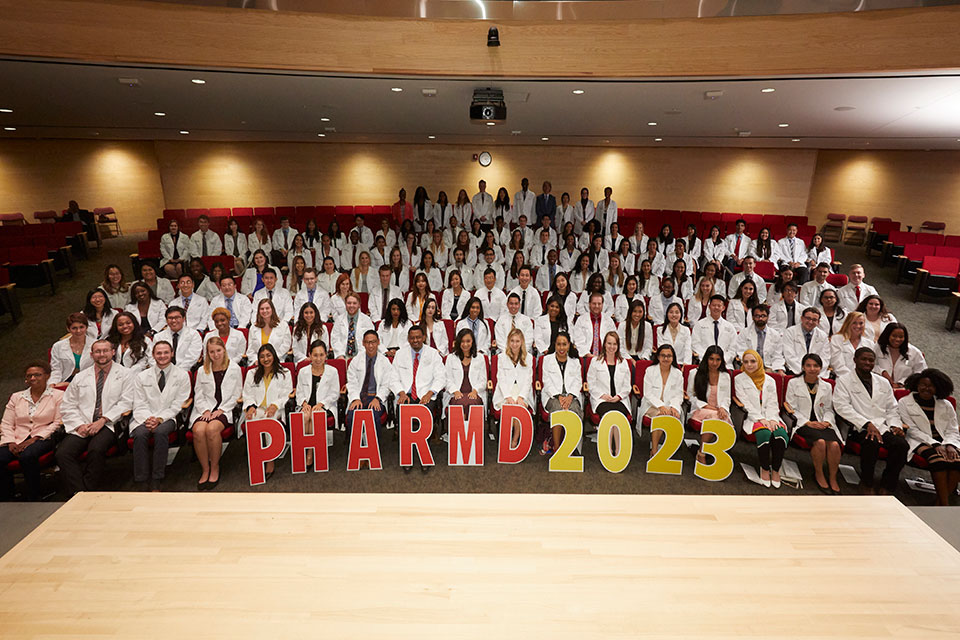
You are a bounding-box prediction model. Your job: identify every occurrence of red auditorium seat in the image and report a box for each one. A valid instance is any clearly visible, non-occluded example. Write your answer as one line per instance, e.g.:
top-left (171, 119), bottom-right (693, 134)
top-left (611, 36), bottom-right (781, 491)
top-left (371, 205), bottom-right (391, 215)
top-left (761, 214), bottom-right (785, 227)
top-left (354, 206), bottom-right (373, 216)
top-left (896, 244), bottom-right (937, 284)
top-left (920, 220), bottom-right (947, 234)
top-left (821, 213), bottom-right (845, 243)
top-left (276, 206), bottom-right (296, 218)
top-left (186, 208), bottom-right (209, 219)
top-left (208, 207), bottom-right (231, 218)
top-left (912, 256), bottom-right (960, 302)
top-left (232, 207), bottom-right (254, 217)
top-left (33, 210), bottom-right (58, 223)
top-left (916, 233), bottom-right (945, 247)
top-left (936, 246), bottom-right (960, 260)
top-left (825, 273), bottom-right (848, 288)
top-left (754, 260), bottom-right (777, 281)
top-left (944, 235), bottom-right (960, 248)
top-left (6, 245), bottom-right (57, 293)
top-left (253, 207), bottom-right (275, 218)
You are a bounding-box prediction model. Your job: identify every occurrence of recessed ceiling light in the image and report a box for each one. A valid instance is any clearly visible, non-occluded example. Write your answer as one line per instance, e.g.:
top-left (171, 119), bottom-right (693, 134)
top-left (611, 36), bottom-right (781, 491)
top-left (834, 106), bottom-right (856, 111)
top-left (179, 130), bottom-right (189, 135)
top-left (791, 138), bottom-right (800, 142)
top-left (647, 122), bottom-right (658, 126)
top-left (317, 133), bottom-right (326, 137)
top-left (604, 139), bottom-right (610, 143)
top-left (572, 89), bottom-right (585, 95)
top-left (191, 79), bottom-right (206, 85)
top-left (154, 112), bottom-right (166, 117)
top-left (427, 135), bottom-right (436, 139)
top-left (778, 123), bottom-right (789, 128)
top-left (654, 137), bottom-right (663, 142)
top-left (761, 88), bottom-right (775, 93)
top-left (390, 87), bottom-right (403, 92)
top-left (0, 108), bottom-right (12, 113)
top-left (3, 127), bottom-right (15, 131)
top-left (320, 117), bottom-right (330, 122)
top-left (541, 137), bottom-right (549, 141)
top-left (486, 122), bottom-right (496, 126)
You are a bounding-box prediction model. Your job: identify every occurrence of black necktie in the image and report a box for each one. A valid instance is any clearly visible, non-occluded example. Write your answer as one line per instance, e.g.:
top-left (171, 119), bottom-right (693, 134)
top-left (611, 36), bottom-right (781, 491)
top-left (713, 320), bottom-right (720, 345)
top-left (158, 369), bottom-right (166, 392)
top-left (171, 332), bottom-right (179, 364)
top-left (521, 290), bottom-right (527, 315)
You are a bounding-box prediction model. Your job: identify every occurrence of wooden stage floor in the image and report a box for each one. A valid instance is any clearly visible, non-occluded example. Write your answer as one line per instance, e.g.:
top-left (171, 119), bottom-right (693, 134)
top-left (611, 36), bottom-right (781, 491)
top-left (1, 492), bottom-right (959, 638)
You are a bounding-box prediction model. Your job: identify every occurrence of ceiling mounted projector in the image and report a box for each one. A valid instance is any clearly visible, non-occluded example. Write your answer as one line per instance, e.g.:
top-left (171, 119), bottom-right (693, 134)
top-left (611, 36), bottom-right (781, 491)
top-left (470, 88), bottom-right (506, 123)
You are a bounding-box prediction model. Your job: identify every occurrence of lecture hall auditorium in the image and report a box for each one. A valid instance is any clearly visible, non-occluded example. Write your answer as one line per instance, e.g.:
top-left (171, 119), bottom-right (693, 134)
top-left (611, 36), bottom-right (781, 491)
top-left (1, 0), bottom-right (960, 638)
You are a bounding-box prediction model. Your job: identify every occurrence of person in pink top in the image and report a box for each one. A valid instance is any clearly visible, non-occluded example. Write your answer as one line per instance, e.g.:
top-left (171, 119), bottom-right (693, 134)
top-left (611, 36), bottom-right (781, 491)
top-left (0, 361), bottom-right (63, 501)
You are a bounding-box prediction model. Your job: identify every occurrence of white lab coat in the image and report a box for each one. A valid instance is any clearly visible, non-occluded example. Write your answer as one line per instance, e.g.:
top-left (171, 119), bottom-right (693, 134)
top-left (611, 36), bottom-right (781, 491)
top-left (872, 344), bottom-right (927, 386)
top-left (131, 364), bottom-right (191, 429)
top-left (251, 287), bottom-right (295, 326)
top-left (655, 324), bottom-right (693, 366)
top-left (246, 232), bottom-right (272, 259)
top-left (330, 312), bottom-right (376, 358)
top-left (687, 370), bottom-right (732, 416)
top-left (829, 335), bottom-right (875, 377)
top-left (729, 271), bottom-right (768, 304)
top-left (85, 308), bottom-right (117, 341)
top-left (691, 316), bottom-right (739, 367)
top-left (784, 376), bottom-right (840, 441)
top-left (203, 328), bottom-right (247, 363)
top-left (647, 294), bottom-right (684, 326)
top-left (295, 365), bottom-right (341, 430)
top-left (168, 295), bottom-right (210, 332)
top-left (725, 302), bottom-right (755, 333)
top-left (701, 238), bottom-right (727, 264)
top-left (899, 394), bottom-right (960, 457)
top-left (404, 292), bottom-right (435, 323)
top-left (477, 287), bottom-right (507, 321)
top-left (223, 233), bottom-right (248, 261)
top-left (368, 285), bottom-right (404, 324)
top-left (445, 264), bottom-right (474, 291)
top-left (833, 371), bottom-right (899, 433)
top-left (495, 313), bottom-right (535, 353)
top-left (777, 236), bottom-right (807, 265)
top-left (639, 364), bottom-right (684, 418)
top-left (246, 324), bottom-right (292, 360)
top-left (618, 320), bottom-right (653, 360)
top-left (533, 315), bottom-right (569, 355)
top-left (781, 325), bottom-right (831, 375)
top-left (346, 352), bottom-right (398, 404)
top-left (61, 364), bottom-right (134, 435)
top-left (724, 233), bottom-right (752, 262)
top-left (153, 328), bottom-right (203, 368)
top-left (114, 336), bottom-right (154, 374)
top-left (49, 336), bottom-right (95, 384)
top-left (575, 290), bottom-right (614, 319)
top-left (287, 249), bottom-right (314, 271)
top-left (540, 353), bottom-right (583, 407)
top-left (440, 288), bottom-right (470, 322)
top-left (837, 282), bottom-right (879, 313)
top-left (160, 232), bottom-right (192, 266)
top-left (271, 227), bottom-right (297, 254)
top-left (493, 356), bottom-right (534, 410)
top-left (570, 313), bottom-right (616, 357)
top-left (206, 294), bottom-right (253, 330)
top-left (190, 230), bottom-right (223, 258)
top-left (595, 199), bottom-right (618, 233)
top-left (291, 326), bottom-right (328, 363)
top-left (240, 367), bottom-right (293, 434)
top-left (586, 357), bottom-right (632, 414)
top-left (799, 280), bottom-right (836, 308)
top-left (392, 345), bottom-right (445, 399)
top-left (749, 239), bottom-right (781, 263)
top-left (510, 285), bottom-right (543, 318)
top-left (455, 317), bottom-right (492, 355)
top-left (423, 321), bottom-right (450, 357)
top-left (125, 300), bottom-right (168, 333)
top-left (767, 301), bottom-right (803, 333)
top-left (735, 326), bottom-right (785, 372)
top-left (734, 373), bottom-right (781, 433)
top-left (443, 354), bottom-right (488, 408)
top-left (378, 320), bottom-right (412, 354)
top-left (141, 278), bottom-right (176, 304)
top-left (808, 246), bottom-right (834, 267)
top-left (190, 362), bottom-right (243, 425)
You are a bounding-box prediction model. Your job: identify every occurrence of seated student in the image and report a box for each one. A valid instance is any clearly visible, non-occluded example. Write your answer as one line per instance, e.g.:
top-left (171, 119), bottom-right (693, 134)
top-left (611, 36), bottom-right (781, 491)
top-left (188, 257), bottom-right (222, 301)
top-left (154, 306), bottom-right (203, 368)
top-left (692, 295), bottom-right (738, 367)
top-left (378, 299), bottom-right (412, 357)
top-left (687, 345), bottom-right (732, 463)
top-left (445, 328), bottom-right (487, 414)
top-left (700, 225), bottom-right (726, 272)
top-left (829, 311), bottom-right (874, 377)
top-left (370, 265), bottom-right (404, 323)
top-left (572, 292), bottom-right (616, 357)
top-left (206, 275), bottom-right (252, 330)
top-left (241, 250), bottom-right (272, 297)
top-left (509, 266), bottom-right (542, 319)
top-left (440, 270), bottom-right (468, 322)
top-left (0, 362), bottom-right (63, 501)
top-left (557, 235), bottom-right (580, 273)
top-left (350, 214), bottom-right (376, 248)
top-left (784, 353), bottom-right (842, 494)
top-left (768, 281), bottom-right (802, 332)
top-left (700, 261), bottom-right (727, 298)
top-left (315, 233), bottom-right (341, 273)
top-left (873, 323), bottom-right (926, 389)
top-left (346, 331), bottom-right (398, 464)
top-left (317, 256), bottom-right (340, 295)
top-left (539, 332), bottom-right (584, 456)
top-left (419, 299), bottom-right (449, 357)
top-left (328, 273), bottom-right (354, 322)
top-left (456, 297), bottom-right (492, 355)
top-left (393, 325), bottom-right (445, 472)
top-left (168, 274), bottom-right (210, 333)
top-left (270, 216), bottom-right (296, 267)
top-left (836, 264), bottom-right (878, 312)
top-left (125, 282), bottom-right (167, 336)
top-left (777, 223), bottom-right (810, 283)
top-left (426, 228), bottom-right (449, 270)
top-left (799, 263), bottom-right (836, 308)
top-left (295, 340), bottom-right (340, 471)
top-left (534, 296), bottom-right (571, 356)
top-left (735, 305), bottom-right (785, 373)
top-left (569, 252), bottom-right (593, 294)
top-left (495, 292), bottom-right (535, 354)
top-left (835, 347), bottom-right (909, 495)
top-left (191, 336), bottom-right (242, 490)
top-left (647, 277), bottom-right (684, 326)
top-left (384, 247), bottom-right (411, 294)
top-left (728, 256), bottom-right (768, 304)
top-left (247, 298), bottom-right (292, 362)
top-left (56, 340), bottom-right (134, 496)
top-left (654, 224), bottom-right (676, 257)
top-left (291, 302), bottom-right (326, 363)
top-left (242, 344), bottom-right (292, 481)
top-left (330, 292), bottom-right (375, 359)
top-left (204, 307), bottom-right (246, 362)
top-left (287, 255), bottom-right (308, 296)
top-left (671, 240), bottom-right (697, 282)
top-left (899, 369), bottom-right (960, 506)
top-left (350, 251), bottom-right (374, 294)
top-left (639, 343), bottom-right (684, 455)
top-left (130, 341), bottom-right (190, 491)
top-left (99, 264), bottom-right (131, 310)
top-left (723, 218), bottom-right (752, 272)
top-left (494, 328), bottom-right (535, 449)
top-left (476, 247), bottom-right (506, 291)
top-left (250, 268), bottom-right (294, 326)
top-left (50, 313), bottom-right (95, 384)
top-left (669, 259), bottom-right (695, 301)
top-left (84, 288), bottom-right (117, 341)
top-left (160, 218), bottom-right (192, 279)
top-left (726, 279), bottom-right (760, 332)
top-left (856, 294), bottom-right (897, 342)
top-left (612, 275), bottom-right (641, 323)
top-left (137, 263), bottom-right (176, 304)
top-left (817, 288), bottom-right (846, 338)
top-left (806, 232), bottom-right (833, 271)
top-left (749, 227), bottom-right (780, 264)
top-left (286, 233), bottom-right (314, 272)
top-left (618, 299), bottom-right (653, 361)
top-left (656, 302), bottom-right (693, 366)
top-left (445, 248), bottom-right (475, 290)
top-left (576, 273), bottom-right (615, 319)
top-left (190, 214), bottom-right (222, 258)
top-left (735, 350), bottom-right (788, 488)
top-left (782, 307), bottom-right (830, 376)
top-left (405, 273), bottom-right (436, 322)
top-left (107, 311), bottom-right (153, 373)
top-left (688, 276), bottom-right (716, 323)
top-left (223, 218), bottom-right (248, 274)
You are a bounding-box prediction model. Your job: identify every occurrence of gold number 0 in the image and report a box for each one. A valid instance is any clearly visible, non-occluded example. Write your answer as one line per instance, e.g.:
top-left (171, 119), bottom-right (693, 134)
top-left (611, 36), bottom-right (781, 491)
top-left (548, 410), bottom-right (584, 473)
top-left (694, 419), bottom-right (737, 481)
top-left (645, 415), bottom-right (684, 475)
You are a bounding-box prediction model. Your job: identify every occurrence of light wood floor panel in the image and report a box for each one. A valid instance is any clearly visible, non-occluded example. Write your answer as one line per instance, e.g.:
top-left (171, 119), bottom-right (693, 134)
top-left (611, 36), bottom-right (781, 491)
top-left (1, 493), bottom-right (959, 638)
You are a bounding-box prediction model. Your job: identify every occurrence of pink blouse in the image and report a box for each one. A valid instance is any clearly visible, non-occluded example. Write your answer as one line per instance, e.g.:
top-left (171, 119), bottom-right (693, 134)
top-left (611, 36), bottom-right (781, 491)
top-left (0, 387), bottom-right (63, 445)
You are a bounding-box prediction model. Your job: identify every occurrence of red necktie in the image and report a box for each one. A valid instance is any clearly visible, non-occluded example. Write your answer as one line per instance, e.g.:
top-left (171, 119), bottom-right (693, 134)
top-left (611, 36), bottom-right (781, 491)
top-left (734, 235), bottom-right (742, 256)
top-left (855, 285), bottom-right (861, 300)
top-left (411, 351), bottom-right (420, 399)
top-left (591, 316), bottom-right (601, 354)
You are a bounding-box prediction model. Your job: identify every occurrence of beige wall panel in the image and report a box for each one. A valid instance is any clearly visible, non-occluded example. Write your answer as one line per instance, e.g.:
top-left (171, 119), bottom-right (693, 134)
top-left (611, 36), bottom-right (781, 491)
top-left (0, 140), bottom-right (166, 231)
top-left (806, 150), bottom-right (960, 229)
top-left (1, 0), bottom-right (959, 78)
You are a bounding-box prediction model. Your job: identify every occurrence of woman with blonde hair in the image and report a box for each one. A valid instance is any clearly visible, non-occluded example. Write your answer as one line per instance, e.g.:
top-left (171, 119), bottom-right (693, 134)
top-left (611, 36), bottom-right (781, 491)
top-left (494, 327), bottom-right (534, 449)
top-left (190, 336), bottom-right (242, 490)
top-left (247, 218), bottom-right (272, 261)
top-left (246, 298), bottom-right (291, 362)
top-left (829, 311), bottom-right (874, 377)
top-left (350, 250), bottom-right (373, 293)
top-left (689, 276), bottom-right (717, 322)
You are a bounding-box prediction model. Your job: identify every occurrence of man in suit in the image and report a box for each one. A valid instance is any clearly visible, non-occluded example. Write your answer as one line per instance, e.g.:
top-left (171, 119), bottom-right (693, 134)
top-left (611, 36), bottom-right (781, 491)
top-left (471, 180), bottom-right (495, 230)
top-left (130, 341), bottom-right (191, 491)
top-left (535, 180), bottom-right (557, 230)
top-left (782, 307), bottom-right (830, 375)
top-left (56, 340), bottom-right (134, 495)
top-left (834, 347), bottom-right (910, 495)
top-left (393, 325), bottom-right (445, 474)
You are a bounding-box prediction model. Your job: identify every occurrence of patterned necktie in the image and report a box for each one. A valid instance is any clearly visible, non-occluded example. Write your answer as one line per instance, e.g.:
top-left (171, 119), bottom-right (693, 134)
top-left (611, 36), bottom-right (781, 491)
top-left (226, 297), bottom-right (237, 328)
top-left (347, 317), bottom-right (357, 357)
top-left (93, 368), bottom-right (106, 421)
top-left (158, 369), bottom-right (166, 392)
top-left (757, 329), bottom-right (766, 357)
top-left (591, 316), bottom-right (600, 354)
top-left (283, 228), bottom-right (289, 250)
top-left (411, 351), bottom-right (420, 399)
top-left (308, 289), bottom-right (315, 304)
top-left (183, 296), bottom-right (190, 311)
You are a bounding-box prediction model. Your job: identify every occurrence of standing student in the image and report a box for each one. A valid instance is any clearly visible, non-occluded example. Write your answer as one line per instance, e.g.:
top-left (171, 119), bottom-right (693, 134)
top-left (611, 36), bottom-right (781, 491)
top-left (735, 350), bottom-right (788, 488)
top-left (639, 343), bottom-right (684, 456)
top-left (899, 369), bottom-right (960, 506)
top-left (540, 332), bottom-right (583, 456)
top-left (130, 341), bottom-right (190, 491)
top-left (0, 362), bottom-right (63, 501)
top-left (295, 340), bottom-right (340, 470)
top-left (191, 336), bottom-right (242, 490)
top-left (56, 340), bottom-right (134, 496)
top-left (784, 354), bottom-right (842, 494)
top-left (160, 219), bottom-right (192, 279)
top-left (50, 313), bottom-right (94, 384)
top-left (242, 344), bottom-right (292, 481)
top-left (834, 347), bottom-right (909, 495)
top-left (595, 186), bottom-right (617, 234)
top-left (573, 187), bottom-right (594, 234)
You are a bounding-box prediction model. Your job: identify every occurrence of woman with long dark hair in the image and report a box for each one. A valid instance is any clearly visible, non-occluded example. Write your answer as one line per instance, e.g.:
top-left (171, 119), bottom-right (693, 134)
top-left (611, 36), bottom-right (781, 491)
top-left (83, 288), bottom-right (116, 340)
top-left (873, 322), bottom-right (926, 388)
top-left (688, 344), bottom-right (732, 464)
top-left (242, 344), bottom-right (292, 480)
top-left (618, 299), bottom-right (652, 360)
top-left (106, 311), bottom-right (151, 372)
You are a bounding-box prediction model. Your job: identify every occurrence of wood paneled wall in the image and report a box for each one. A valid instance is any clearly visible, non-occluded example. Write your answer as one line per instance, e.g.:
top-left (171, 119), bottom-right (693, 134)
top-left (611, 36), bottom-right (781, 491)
top-left (1, 0), bottom-right (959, 78)
top-left (2, 139), bottom-right (959, 233)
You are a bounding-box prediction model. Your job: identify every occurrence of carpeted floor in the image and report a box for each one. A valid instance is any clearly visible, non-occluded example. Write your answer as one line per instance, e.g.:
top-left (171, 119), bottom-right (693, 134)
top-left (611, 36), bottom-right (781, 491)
top-left (1, 233), bottom-right (957, 505)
